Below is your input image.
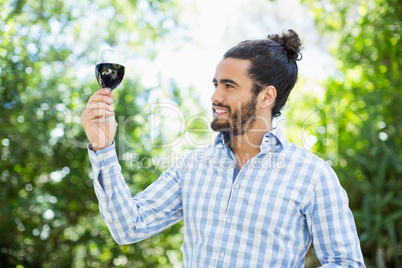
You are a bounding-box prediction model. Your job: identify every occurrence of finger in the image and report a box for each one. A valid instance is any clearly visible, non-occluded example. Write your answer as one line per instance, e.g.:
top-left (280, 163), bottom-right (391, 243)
top-left (88, 94), bottom-right (113, 105)
top-left (93, 88), bottom-right (112, 96)
top-left (81, 102), bottom-right (113, 120)
top-left (90, 117), bottom-right (117, 128)
top-left (85, 102), bottom-right (114, 112)
top-left (83, 109), bottom-right (115, 122)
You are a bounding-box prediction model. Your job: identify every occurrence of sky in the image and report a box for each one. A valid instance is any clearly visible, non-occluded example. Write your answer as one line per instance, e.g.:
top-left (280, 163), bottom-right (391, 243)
top-left (87, 0), bottom-right (338, 157)
top-left (72, 0), bottom-right (335, 117)
top-left (129, 0), bottom-right (337, 155)
top-left (139, 0), bottom-right (335, 109)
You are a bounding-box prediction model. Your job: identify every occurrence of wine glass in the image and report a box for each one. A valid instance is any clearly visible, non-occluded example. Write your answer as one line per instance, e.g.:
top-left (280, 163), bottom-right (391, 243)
top-left (92, 49), bottom-right (125, 125)
top-left (95, 49), bottom-right (125, 90)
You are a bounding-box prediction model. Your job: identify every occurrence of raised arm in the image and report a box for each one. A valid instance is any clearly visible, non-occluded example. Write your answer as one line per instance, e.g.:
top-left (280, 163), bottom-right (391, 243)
top-left (88, 145), bottom-right (183, 244)
top-left (81, 88), bottom-right (183, 244)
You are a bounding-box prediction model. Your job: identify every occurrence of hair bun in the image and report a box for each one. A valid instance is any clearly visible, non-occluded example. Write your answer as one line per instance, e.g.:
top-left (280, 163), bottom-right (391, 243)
top-left (268, 29), bottom-right (302, 61)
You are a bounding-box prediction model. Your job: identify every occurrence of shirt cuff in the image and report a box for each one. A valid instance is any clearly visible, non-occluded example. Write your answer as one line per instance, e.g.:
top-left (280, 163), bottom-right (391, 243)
top-left (87, 141), bottom-right (119, 194)
top-left (87, 141), bottom-right (117, 169)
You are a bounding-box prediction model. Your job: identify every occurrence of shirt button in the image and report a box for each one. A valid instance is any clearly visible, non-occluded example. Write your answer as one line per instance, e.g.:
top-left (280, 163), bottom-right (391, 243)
top-left (220, 252), bottom-right (225, 258)
top-left (234, 184), bottom-right (239, 189)
top-left (226, 218), bottom-right (231, 223)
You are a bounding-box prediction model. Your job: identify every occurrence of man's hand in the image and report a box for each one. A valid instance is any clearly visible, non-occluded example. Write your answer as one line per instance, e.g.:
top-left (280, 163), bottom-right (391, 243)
top-left (81, 88), bottom-right (117, 152)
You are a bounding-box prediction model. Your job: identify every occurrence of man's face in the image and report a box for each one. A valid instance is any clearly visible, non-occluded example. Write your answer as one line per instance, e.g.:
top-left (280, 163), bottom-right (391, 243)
top-left (210, 57), bottom-right (257, 135)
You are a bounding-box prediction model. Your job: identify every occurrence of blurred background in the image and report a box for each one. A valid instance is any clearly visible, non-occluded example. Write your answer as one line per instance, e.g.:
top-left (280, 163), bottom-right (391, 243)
top-left (1, 0), bottom-right (401, 267)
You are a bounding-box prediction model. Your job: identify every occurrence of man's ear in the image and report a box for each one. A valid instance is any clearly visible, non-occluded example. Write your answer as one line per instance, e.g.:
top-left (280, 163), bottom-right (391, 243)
top-left (259, 85), bottom-right (277, 109)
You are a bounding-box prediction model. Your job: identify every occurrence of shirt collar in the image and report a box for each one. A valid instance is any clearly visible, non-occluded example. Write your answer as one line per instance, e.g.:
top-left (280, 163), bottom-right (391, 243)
top-left (260, 127), bottom-right (289, 152)
top-left (214, 132), bottom-right (229, 148)
top-left (213, 127), bottom-right (289, 150)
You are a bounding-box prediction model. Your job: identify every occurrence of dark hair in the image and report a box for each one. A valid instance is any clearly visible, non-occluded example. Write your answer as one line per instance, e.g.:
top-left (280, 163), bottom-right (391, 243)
top-left (223, 29), bottom-right (302, 117)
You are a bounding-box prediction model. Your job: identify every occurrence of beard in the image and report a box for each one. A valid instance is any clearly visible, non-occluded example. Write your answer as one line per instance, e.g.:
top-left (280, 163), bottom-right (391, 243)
top-left (210, 97), bottom-right (257, 136)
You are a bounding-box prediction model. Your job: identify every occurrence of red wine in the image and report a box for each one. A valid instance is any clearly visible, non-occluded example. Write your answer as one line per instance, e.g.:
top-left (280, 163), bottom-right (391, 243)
top-left (95, 63), bottom-right (125, 90)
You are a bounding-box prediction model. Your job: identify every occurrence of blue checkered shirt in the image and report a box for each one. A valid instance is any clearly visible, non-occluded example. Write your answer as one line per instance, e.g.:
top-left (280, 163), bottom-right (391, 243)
top-left (88, 128), bottom-right (365, 267)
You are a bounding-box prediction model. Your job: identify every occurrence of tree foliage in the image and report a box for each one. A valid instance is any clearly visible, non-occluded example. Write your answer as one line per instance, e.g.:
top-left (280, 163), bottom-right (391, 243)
top-left (298, 0), bottom-right (402, 266)
top-left (0, 0), bottom-right (195, 266)
top-left (2, 0), bottom-right (401, 267)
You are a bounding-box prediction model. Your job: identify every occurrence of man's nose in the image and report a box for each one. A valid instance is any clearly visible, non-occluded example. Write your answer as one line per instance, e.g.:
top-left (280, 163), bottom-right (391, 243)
top-left (211, 86), bottom-right (224, 104)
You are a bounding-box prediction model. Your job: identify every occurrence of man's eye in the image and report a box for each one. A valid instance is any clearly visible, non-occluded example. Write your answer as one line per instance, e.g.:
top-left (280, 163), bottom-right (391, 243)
top-left (213, 83), bottom-right (218, 88)
top-left (226, 84), bottom-right (234, 88)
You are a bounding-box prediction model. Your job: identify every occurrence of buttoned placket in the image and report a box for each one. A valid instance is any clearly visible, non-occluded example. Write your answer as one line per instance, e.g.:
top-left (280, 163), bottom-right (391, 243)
top-left (216, 143), bottom-right (267, 267)
top-left (214, 135), bottom-right (278, 267)
top-left (214, 144), bottom-right (236, 267)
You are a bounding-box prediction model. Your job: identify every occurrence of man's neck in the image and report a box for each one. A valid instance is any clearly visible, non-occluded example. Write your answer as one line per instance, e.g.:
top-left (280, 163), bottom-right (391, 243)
top-left (227, 124), bottom-right (273, 170)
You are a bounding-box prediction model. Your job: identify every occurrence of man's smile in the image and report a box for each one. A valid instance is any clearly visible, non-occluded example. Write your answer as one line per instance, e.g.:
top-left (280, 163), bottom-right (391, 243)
top-left (212, 105), bottom-right (230, 117)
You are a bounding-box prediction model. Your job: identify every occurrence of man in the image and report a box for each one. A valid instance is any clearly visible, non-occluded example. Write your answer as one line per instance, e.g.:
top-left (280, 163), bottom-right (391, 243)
top-left (81, 30), bottom-right (365, 267)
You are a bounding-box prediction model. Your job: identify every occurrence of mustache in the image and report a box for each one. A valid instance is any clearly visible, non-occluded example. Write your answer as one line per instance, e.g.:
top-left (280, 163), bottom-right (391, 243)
top-left (212, 102), bottom-right (231, 110)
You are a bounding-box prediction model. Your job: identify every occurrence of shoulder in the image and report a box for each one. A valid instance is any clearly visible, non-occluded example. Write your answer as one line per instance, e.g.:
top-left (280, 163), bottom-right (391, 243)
top-left (283, 141), bottom-right (338, 182)
top-left (284, 141), bottom-right (328, 167)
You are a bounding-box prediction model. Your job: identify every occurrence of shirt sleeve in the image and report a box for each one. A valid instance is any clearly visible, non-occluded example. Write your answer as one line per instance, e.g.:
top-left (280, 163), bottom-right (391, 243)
top-left (309, 163), bottom-right (366, 267)
top-left (88, 143), bottom-right (183, 245)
